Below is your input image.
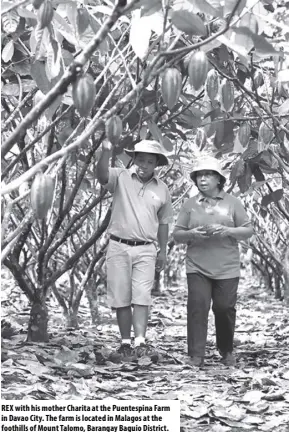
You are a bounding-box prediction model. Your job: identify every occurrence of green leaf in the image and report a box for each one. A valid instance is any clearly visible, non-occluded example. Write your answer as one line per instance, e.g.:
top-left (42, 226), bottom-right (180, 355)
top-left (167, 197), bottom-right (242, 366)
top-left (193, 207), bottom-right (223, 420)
top-left (163, 137), bottom-right (174, 152)
top-left (230, 158), bottom-right (245, 183)
top-left (234, 13), bottom-right (258, 53)
top-left (141, 0), bottom-right (162, 16)
top-left (271, 189), bottom-right (283, 204)
top-left (147, 121), bottom-right (163, 143)
top-left (17, 7), bottom-right (37, 20)
top-left (46, 39), bottom-right (62, 80)
top-left (30, 60), bottom-right (52, 94)
top-left (171, 9), bottom-right (207, 36)
top-left (2, 80), bottom-right (35, 97)
top-left (251, 33), bottom-right (279, 57)
top-left (237, 163), bottom-right (252, 193)
top-left (53, 12), bottom-right (77, 46)
top-left (2, 40), bottom-right (14, 63)
top-left (261, 193), bottom-right (273, 207)
top-left (2, 10), bottom-right (19, 34)
top-left (279, 100), bottom-right (289, 116)
top-left (187, 0), bottom-right (220, 17)
top-left (233, 137), bottom-right (244, 154)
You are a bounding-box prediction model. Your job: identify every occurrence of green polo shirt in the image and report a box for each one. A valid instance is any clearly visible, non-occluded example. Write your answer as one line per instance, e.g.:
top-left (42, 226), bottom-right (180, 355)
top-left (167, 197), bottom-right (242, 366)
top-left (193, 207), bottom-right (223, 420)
top-left (104, 166), bottom-right (173, 242)
top-left (175, 191), bottom-right (252, 279)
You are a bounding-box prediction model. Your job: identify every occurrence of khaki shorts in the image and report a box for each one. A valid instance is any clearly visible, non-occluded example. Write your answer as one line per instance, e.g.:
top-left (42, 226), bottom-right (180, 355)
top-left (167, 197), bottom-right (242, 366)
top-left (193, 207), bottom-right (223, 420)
top-left (106, 240), bottom-right (157, 308)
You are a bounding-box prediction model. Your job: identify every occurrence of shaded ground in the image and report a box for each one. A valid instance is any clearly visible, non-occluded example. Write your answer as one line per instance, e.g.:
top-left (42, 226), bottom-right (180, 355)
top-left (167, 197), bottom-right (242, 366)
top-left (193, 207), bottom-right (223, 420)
top-left (1, 273), bottom-right (289, 431)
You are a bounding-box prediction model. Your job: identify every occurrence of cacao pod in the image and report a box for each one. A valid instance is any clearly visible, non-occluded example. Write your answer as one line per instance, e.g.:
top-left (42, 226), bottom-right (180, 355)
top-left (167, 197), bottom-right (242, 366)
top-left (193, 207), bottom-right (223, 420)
top-left (77, 7), bottom-right (90, 34)
top-left (30, 172), bottom-right (55, 219)
top-left (188, 51), bottom-right (208, 91)
top-left (238, 123), bottom-right (251, 147)
top-left (258, 122), bottom-right (274, 145)
top-left (195, 129), bottom-right (206, 150)
top-left (105, 115), bottom-right (123, 145)
top-left (206, 69), bottom-right (219, 101)
top-left (220, 78), bottom-right (234, 112)
top-left (33, 0), bottom-right (44, 9)
top-left (161, 68), bottom-right (182, 110)
top-left (38, 0), bottom-right (54, 29)
top-left (72, 74), bottom-right (96, 118)
top-left (253, 70), bottom-right (264, 88)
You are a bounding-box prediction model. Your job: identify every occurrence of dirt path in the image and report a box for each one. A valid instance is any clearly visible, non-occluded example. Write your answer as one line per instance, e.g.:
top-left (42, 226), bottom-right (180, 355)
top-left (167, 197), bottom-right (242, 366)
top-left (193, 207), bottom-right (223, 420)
top-left (1, 275), bottom-right (289, 431)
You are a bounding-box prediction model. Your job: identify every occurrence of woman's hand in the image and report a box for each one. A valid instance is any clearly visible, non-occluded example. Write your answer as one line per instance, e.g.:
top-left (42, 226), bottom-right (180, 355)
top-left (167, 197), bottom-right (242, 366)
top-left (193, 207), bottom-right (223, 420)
top-left (209, 224), bottom-right (232, 237)
top-left (189, 227), bottom-right (209, 239)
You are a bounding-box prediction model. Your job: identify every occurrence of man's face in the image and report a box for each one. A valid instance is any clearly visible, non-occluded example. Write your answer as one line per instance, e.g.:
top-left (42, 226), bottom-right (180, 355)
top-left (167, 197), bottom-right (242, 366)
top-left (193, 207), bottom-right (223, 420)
top-left (134, 152), bottom-right (158, 181)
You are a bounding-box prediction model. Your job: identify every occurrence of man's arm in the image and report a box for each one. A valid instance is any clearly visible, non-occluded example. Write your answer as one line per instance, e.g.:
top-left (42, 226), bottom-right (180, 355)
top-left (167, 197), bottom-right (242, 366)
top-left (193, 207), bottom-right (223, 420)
top-left (96, 142), bottom-right (112, 185)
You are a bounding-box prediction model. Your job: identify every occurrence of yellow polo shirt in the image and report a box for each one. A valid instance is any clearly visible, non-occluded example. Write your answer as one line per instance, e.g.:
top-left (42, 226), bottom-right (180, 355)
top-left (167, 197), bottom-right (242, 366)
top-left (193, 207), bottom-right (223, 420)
top-left (175, 191), bottom-right (252, 279)
top-left (105, 167), bottom-right (173, 242)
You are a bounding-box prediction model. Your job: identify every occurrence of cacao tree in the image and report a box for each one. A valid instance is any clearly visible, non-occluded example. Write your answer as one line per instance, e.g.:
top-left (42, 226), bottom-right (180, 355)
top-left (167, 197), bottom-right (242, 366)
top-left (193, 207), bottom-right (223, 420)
top-left (1, 0), bottom-right (289, 341)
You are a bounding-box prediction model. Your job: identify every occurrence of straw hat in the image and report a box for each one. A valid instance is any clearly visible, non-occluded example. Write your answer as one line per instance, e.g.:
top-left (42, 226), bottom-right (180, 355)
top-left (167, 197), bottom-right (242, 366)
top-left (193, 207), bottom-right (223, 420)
top-left (125, 140), bottom-right (169, 166)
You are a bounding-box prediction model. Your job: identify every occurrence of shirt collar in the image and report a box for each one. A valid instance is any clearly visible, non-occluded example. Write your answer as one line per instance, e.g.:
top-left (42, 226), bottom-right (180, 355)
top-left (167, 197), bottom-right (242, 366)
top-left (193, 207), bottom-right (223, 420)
top-left (197, 190), bottom-right (225, 203)
top-left (129, 166), bottom-right (159, 184)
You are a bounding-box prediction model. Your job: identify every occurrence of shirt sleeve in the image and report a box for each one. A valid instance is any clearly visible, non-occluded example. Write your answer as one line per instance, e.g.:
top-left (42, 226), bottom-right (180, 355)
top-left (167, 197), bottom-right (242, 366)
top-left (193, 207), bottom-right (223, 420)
top-left (233, 198), bottom-right (252, 227)
top-left (174, 203), bottom-right (190, 230)
top-left (157, 188), bottom-right (174, 224)
top-left (103, 168), bottom-right (124, 193)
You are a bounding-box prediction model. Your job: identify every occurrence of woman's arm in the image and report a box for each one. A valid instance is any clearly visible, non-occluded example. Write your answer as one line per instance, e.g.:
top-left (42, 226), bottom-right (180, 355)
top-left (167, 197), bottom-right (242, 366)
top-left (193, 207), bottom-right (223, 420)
top-left (228, 226), bottom-right (254, 240)
top-left (173, 227), bottom-right (208, 244)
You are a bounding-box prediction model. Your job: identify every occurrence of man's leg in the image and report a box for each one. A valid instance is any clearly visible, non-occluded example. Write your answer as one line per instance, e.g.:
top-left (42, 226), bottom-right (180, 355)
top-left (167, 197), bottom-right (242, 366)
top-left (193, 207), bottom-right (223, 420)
top-left (212, 277), bottom-right (239, 365)
top-left (187, 273), bottom-right (212, 364)
top-left (106, 241), bottom-right (133, 352)
top-left (131, 244), bottom-right (156, 350)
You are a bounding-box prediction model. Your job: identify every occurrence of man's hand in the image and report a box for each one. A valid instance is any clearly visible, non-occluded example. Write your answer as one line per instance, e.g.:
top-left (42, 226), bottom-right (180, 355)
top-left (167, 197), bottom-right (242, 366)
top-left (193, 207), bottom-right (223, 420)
top-left (155, 251), bottom-right (166, 272)
top-left (102, 141), bottom-right (112, 151)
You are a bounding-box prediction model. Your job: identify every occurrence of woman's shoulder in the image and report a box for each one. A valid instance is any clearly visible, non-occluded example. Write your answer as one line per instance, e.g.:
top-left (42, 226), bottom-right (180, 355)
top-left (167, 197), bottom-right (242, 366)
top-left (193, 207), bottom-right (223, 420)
top-left (222, 192), bottom-right (245, 207)
top-left (180, 196), bottom-right (199, 210)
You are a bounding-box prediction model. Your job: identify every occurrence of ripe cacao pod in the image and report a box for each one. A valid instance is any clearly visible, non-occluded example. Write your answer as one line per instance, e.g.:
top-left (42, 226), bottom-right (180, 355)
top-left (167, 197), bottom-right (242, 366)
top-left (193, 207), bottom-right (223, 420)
top-left (161, 68), bottom-right (182, 110)
top-left (105, 115), bottom-right (123, 146)
top-left (72, 74), bottom-right (96, 118)
top-left (30, 172), bottom-right (55, 219)
top-left (238, 123), bottom-right (251, 147)
top-left (195, 129), bottom-right (206, 150)
top-left (258, 122), bottom-right (274, 145)
top-left (38, 0), bottom-right (54, 29)
top-left (188, 51), bottom-right (208, 91)
top-left (33, 0), bottom-right (44, 9)
top-left (206, 69), bottom-right (219, 101)
top-left (220, 78), bottom-right (234, 112)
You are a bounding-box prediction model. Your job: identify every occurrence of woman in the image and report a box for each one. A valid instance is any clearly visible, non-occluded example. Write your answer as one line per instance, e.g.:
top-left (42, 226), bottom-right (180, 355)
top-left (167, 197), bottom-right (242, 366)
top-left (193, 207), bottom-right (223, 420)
top-left (173, 156), bottom-right (253, 367)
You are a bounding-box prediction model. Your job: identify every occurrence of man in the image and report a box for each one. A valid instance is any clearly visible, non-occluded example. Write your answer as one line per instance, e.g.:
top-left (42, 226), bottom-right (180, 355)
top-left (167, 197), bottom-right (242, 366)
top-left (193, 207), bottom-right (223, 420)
top-left (96, 139), bottom-right (173, 357)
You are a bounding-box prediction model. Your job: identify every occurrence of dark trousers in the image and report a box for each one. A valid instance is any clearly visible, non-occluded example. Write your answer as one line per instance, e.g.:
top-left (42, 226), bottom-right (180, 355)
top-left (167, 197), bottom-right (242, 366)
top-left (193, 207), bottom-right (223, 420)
top-left (187, 273), bottom-right (239, 358)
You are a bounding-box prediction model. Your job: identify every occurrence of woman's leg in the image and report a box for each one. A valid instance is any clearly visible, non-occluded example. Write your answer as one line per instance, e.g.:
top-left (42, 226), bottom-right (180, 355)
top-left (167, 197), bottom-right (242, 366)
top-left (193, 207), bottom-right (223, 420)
top-left (212, 277), bottom-right (239, 363)
top-left (187, 273), bottom-right (212, 360)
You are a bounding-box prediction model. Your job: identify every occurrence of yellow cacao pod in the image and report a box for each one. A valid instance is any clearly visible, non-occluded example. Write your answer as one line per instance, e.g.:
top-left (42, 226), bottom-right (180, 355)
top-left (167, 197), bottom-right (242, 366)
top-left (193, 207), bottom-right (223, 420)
top-left (33, 0), bottom-right (44, 9)
top-left (220, 78), bottom-right (234, 112)
top-left (238, 123), bottom-right (251, 147)
top-left (38, 0), bottom-right (54, 29)
top-left (105, 115), bottom-right (123, 145)
top-left (188, 51), bottom-right (208, 91)
top-left (206, 69), bottom-right (219, 101)
top-left (195, 129), bottom-right (206, 150)
top-left (72, 74), bottom-right (96, 118)
top-left (259, 122), bottom-right (274, 145)
top-left (30, 172), bottom-right (55, 219)
top-left (161, 68), bottom-right (182, 110)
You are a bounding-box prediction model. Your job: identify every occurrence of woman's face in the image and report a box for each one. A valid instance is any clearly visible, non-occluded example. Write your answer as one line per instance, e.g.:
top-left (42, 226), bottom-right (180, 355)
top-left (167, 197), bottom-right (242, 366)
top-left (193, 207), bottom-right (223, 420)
top-left (196, 170), bottom-right (220, 194)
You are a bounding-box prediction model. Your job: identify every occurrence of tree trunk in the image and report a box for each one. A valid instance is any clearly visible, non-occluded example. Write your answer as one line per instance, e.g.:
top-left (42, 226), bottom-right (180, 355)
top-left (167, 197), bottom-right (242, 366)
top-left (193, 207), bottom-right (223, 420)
top-left (66, 310), bottom-right (79, 329)
top-left (27, 299), bottom-right (49, 342)
top-left (86, 280), bottom-right (99, 325)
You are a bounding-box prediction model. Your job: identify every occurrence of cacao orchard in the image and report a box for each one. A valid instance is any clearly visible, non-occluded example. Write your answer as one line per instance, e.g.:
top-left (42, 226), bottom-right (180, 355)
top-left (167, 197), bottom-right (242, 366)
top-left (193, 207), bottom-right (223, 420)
top-left (30, 172), bottom-right (55, 219)
top-left (161, 68), bottom-right (182, 110)
top-left (188, 51), bottom-right (208, 91)
top-left (72, 74), bottom-right (96, 118)
top-left (105, 116), bottom-right (123, 146)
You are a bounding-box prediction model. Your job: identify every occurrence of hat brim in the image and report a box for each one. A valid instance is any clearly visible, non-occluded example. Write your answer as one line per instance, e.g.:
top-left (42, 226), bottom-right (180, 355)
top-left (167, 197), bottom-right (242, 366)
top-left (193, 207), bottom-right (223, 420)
top-left (124, 149), bottom-right (169, 166)
top-left (190, 169), bottom-right (226, 183)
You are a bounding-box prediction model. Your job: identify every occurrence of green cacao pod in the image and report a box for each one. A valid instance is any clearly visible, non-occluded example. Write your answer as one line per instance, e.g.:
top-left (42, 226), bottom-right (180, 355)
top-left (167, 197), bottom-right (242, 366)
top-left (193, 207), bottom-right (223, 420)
top-left (30, 172), bottom-right (55, 219)
top-left (195, 129), bottom-right (206, 150)
top-left (77, 7), bottom-right (90, 34)
top-left (206, 69), bottom-right (219, 101)
top-left (220, 78), bottom-right (234, 112)
top-left (161, 68), bottom-right (182, 110)
top-left (33, 0), bottom-right (45, 9)
top-left (38, 0), bottom-right (54, 29)
top-left (238, 123), bottom-right (251, 147)
top-left (259, 122), bottom-right (274, 145)
top-left (188, 51), bottom-right (208, 91)
top-left (72, 74), bottom-right (96, 118)
top-left (105, 115), bottom-right (123, 145)
top-left (253, 70), bottom-right (264, 88)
